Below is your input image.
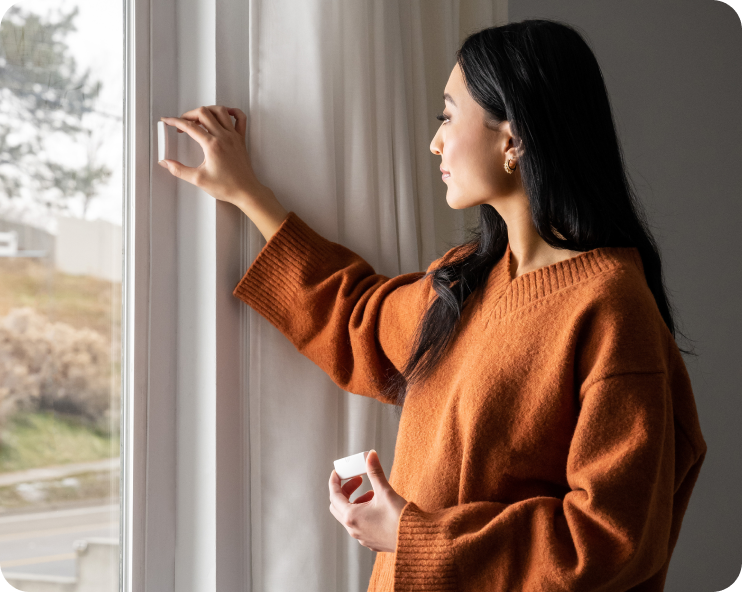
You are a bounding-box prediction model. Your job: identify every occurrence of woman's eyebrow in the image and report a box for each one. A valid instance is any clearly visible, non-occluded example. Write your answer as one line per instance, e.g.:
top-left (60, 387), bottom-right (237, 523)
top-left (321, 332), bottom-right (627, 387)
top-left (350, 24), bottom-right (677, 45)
top-left (443, 92), bottom-right (456, 107)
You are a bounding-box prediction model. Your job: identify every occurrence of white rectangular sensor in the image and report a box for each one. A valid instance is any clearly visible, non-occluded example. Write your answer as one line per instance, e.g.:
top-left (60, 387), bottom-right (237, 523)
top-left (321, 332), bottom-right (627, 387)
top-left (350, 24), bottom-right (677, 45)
top-left (157, 120), bottom-right (169, 162)
top-left (334, 451), bottom-right (370, 480)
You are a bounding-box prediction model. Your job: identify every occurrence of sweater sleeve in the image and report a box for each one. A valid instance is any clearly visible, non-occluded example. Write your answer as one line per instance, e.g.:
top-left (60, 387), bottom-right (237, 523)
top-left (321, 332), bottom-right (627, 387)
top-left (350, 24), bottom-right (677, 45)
top-left (232, 211), bottom-right (434, 404)
top-left (393, 370), bottom-right (707, 591)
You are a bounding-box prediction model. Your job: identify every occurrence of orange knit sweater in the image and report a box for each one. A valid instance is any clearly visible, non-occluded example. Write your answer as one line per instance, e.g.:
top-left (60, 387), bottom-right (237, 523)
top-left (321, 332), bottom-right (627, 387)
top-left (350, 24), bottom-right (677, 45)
top-left (232, 211), bottom-right (707, 592)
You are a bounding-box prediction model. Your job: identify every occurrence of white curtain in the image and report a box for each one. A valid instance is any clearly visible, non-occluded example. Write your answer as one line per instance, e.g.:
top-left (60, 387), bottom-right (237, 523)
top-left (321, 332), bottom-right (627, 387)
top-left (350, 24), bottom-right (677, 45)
top-left (240, 1), bottom-right (507, 590)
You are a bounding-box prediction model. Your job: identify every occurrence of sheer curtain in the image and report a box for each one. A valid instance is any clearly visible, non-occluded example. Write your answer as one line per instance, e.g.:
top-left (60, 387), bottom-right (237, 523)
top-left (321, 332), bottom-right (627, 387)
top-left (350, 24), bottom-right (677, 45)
top-left (239, 1), bottom-right (506, 590)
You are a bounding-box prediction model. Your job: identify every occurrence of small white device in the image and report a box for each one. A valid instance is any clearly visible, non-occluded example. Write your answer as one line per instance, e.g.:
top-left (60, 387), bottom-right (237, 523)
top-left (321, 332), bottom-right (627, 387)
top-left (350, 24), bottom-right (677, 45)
top-left (157, 120), bottom-right (170, 162)
top-left (334, 451), bottom-right (370, 480)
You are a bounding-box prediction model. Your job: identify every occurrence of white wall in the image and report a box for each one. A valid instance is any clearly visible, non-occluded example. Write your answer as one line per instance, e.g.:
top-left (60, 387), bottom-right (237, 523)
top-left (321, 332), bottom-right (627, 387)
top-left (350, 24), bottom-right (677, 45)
top-left (55, 216), bottom-right (122, 282)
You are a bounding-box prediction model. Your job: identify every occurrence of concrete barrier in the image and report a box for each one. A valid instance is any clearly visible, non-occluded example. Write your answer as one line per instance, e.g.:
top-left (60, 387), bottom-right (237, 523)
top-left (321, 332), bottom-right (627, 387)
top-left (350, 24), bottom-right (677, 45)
top-left (72, 538), bottom-right (118, 592)
top-left (3, 539), bottom-right (118, 592)
top-left (1, 572), bottom-right (76, 592)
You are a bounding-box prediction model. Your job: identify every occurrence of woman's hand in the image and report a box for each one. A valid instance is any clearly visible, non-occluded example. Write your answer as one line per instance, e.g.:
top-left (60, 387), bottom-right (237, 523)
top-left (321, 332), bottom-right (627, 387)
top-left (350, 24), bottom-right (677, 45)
top-left (159, 105), bottom-right (268, 206)
top-left (328, 450), bottom-right (408, 553)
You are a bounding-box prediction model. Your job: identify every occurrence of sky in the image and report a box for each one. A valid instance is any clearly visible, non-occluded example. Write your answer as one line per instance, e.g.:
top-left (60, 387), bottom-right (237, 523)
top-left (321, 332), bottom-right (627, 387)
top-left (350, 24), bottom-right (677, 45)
top-left (2, 0), bottom-right (124, 232)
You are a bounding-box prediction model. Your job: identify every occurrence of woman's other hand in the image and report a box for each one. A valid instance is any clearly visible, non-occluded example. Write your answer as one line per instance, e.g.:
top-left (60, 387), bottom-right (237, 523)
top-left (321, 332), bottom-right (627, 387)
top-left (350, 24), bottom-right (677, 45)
top-left (328, 450), bottom-right (408, 553)
top-left (159, 105), bottom-right (289, 241)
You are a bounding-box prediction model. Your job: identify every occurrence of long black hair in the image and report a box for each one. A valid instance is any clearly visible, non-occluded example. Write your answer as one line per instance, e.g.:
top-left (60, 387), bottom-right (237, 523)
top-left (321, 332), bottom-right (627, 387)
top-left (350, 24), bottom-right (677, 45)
top-left (384, 19), bottom-right (696, 412)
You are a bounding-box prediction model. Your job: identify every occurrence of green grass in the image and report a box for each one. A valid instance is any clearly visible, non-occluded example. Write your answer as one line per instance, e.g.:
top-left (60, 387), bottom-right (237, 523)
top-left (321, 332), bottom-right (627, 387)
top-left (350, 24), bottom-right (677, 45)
top-left (0, 410), bottom-right (119, 473)
top-left (0, 469), bottom-right (120, 511)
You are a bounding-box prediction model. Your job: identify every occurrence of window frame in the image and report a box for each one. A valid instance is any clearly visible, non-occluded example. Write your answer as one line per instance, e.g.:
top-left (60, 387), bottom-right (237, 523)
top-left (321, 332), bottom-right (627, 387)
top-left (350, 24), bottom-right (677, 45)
top-left (122, 0), bottom-right (249, 588)
top-left (121, 0), bottom-right (179, 588)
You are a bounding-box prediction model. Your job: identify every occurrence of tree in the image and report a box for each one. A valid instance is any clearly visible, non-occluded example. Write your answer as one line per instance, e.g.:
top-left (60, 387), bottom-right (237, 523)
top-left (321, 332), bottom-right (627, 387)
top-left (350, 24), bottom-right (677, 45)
top-left (0, 4), bottom-right (112, 220)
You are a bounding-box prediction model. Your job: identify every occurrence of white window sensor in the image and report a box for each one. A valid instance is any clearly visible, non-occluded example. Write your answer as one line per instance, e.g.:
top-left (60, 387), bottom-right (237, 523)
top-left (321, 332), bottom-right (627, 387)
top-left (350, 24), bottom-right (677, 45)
top-left (334, 451), bottom-right (370, 480)
top-left (157, 120), bottom-right (169, 162)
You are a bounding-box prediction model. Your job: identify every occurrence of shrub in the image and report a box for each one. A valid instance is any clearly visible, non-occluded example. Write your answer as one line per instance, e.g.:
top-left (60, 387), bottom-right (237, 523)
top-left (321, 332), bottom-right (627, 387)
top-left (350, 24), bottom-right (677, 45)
top-left (0, 307), bottom-right (119, 441)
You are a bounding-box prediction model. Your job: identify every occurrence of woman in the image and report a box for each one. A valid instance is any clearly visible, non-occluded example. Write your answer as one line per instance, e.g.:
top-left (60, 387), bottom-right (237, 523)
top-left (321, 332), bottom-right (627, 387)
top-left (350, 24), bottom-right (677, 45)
top-left (159, 19), bottom-right (706, 592)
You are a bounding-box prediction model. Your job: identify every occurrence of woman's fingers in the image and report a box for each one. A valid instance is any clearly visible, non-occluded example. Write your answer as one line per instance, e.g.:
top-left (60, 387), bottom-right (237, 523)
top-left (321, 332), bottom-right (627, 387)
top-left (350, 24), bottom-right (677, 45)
top-left (207, 105), bottom-right (235, 131)
top-left (161, 116), bottom-right (210, 146)
top-left (158, 159), bottom-right (201, 185)
top-left (341, 476), bottom-right (363, 498)
top-left (180, 105), bottom-right (228, 136)
top-left (158, 105), bottom-right (272, 206)
top-left (227, 108), bottom-right (247, 140)
top-left (169, 106), bottom-right (244, 137)
top-left (352, 490), bottom-right (374, 504)
top-left (329, 470), bottom-right (352, 510)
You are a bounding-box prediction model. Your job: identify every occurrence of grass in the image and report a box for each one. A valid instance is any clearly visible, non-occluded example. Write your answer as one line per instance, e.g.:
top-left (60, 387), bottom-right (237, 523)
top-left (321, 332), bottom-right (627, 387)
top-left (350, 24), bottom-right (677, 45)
top-left (0, 411), bottom-right (121, 512)
top-left (0, 410), bottom-right (119, 474)
top-left (0, 470), bottom-right (119, 511)
top-left (0, 256), bottom-right (121, 339)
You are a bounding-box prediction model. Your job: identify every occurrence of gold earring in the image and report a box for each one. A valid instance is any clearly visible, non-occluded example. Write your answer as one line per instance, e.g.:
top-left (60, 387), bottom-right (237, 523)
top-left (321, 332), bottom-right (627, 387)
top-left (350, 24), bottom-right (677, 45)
top-left (504, 158), bottom-right (517, 174)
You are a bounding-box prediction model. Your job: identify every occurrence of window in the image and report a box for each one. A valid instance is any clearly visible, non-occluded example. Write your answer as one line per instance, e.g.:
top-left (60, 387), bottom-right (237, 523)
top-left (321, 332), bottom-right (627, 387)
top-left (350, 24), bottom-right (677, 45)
top-left (0, 1), bottom-right (124, 590)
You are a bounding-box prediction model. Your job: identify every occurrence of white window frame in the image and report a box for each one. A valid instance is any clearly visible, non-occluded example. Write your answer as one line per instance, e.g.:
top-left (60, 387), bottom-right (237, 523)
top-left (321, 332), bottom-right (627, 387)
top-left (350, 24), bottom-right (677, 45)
top-left (121, 0), bottom-right (179, 588)
top-left (122, 0), bottom-right (249, 588)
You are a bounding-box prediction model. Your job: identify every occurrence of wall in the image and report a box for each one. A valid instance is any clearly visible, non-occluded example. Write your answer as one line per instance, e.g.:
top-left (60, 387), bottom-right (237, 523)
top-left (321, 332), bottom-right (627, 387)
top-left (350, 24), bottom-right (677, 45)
top-left (0, 217), bottom-right (121, 281)
top-left (507, 2), bottom-right (742, 590)
top-left (55, 216), bottom-right (122, 282)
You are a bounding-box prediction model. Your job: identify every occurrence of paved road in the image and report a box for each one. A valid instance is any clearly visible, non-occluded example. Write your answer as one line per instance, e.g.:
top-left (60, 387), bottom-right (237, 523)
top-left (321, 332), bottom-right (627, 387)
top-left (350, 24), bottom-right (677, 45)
top-left (0, 504), bottom-right (119, 579)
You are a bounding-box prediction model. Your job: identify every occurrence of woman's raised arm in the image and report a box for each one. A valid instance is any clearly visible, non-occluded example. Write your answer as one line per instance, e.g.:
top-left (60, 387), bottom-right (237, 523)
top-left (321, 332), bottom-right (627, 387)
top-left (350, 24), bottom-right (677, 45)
top-left (159, 104), bottom-right (437, 403)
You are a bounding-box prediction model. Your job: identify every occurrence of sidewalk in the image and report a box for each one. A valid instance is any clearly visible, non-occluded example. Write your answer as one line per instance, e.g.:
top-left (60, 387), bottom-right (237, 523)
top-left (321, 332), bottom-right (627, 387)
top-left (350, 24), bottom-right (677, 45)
top-left (0, 458), bottom-right (120, 488)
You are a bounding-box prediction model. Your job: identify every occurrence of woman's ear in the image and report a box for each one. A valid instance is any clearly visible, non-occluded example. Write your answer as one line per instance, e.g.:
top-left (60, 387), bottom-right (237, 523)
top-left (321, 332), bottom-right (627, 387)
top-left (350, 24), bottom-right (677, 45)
top-left (499, 121), bottom-right (524, 160)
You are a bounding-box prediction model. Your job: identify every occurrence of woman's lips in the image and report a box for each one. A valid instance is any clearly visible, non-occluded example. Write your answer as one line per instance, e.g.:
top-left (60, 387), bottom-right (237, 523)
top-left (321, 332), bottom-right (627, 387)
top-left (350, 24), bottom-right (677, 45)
top-left (440, 166), bottom-right (451, 180)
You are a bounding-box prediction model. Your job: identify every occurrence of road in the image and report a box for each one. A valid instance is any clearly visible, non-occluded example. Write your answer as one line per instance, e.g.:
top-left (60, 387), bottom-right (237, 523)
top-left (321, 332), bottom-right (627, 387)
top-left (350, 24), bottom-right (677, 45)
top-left (0, 504), bottom-right (119, 579)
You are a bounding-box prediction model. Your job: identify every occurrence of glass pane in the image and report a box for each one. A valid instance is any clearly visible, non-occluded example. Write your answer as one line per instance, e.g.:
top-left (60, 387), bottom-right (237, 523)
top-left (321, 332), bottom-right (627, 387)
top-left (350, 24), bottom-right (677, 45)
top-left (0, 0), bottom-right (123, 590)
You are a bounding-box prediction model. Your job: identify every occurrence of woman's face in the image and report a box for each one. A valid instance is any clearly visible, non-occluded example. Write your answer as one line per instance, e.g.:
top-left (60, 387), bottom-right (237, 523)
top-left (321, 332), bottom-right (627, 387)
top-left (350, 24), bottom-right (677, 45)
top-left (430, 63), bottom-right (520, 210)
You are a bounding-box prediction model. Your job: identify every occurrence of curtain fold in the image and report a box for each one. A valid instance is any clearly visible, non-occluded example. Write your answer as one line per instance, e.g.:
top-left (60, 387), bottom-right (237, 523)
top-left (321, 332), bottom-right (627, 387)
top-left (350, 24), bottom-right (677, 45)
top-left (241, 2), bottom-right (506, 590)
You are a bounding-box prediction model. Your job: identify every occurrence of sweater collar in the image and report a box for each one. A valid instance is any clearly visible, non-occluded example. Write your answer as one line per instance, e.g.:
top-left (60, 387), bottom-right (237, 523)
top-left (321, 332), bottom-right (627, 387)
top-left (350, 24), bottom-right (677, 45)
top-left (482, 241), bottom-right (645, 318)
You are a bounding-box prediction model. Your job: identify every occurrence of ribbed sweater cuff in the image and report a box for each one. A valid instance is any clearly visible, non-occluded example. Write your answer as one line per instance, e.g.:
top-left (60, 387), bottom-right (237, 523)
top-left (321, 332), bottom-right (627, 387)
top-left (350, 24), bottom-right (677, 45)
top-left (394, 501), bottom-right (457, 591)
top-left (232, 211), bottom-right (335, 330)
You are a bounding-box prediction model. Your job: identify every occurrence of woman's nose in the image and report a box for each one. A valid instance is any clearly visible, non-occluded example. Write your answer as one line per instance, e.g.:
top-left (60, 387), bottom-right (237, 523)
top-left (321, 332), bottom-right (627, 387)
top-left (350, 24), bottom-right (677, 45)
top-left (430, 130), bottom-right (442, 155)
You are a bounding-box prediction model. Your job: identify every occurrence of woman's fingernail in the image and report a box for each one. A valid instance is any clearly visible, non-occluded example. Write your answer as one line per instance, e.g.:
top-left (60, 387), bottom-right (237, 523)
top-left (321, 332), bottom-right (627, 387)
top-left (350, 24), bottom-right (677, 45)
top-left (158, 161), bottom-right (167, 167)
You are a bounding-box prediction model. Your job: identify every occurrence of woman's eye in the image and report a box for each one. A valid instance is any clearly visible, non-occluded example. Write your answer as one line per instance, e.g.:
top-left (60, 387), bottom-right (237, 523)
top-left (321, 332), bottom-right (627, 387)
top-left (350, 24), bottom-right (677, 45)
top-left (436, 113), bottom-right (449, 124)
